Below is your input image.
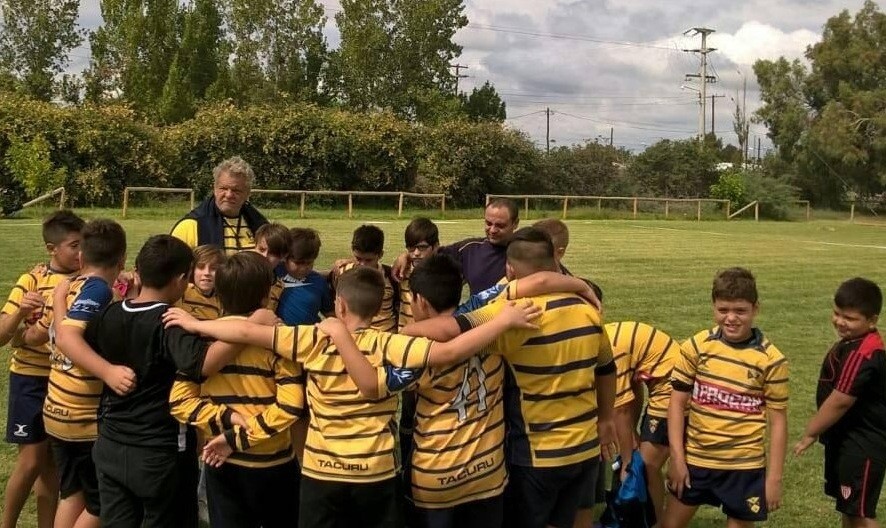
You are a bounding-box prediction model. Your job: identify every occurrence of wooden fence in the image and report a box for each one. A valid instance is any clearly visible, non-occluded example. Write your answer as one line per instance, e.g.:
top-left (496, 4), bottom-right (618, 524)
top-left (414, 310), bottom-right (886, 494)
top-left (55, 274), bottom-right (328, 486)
top-left (486, 194), bottom-right (731, 221)
top-left (122, 187), bottom-right (195, 219)
top-left (20, 187), bottom-right (66, 211)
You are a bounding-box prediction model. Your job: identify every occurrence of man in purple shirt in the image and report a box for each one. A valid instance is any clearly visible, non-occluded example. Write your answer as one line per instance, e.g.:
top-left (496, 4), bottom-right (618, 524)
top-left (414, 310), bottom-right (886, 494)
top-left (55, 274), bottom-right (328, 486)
top-left (393, 198), bottom-right (519, 295)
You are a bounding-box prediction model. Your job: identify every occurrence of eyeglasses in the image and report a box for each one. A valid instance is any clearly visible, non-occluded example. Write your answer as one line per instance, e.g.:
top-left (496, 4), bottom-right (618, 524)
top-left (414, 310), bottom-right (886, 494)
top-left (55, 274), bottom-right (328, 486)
top-left (407, 243), bottom-right (433, 252)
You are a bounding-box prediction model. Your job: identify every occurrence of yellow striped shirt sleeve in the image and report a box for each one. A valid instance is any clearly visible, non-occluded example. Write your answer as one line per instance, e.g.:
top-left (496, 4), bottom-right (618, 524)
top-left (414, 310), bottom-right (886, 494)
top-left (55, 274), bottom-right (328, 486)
top-left (272, 325), bottom-right (326, 363)
top-left (230, 357), bottom-right (306, 451)
top-left (168, 375), bottom-right (234, 438)
top-left (671, 338), bottom-right (699, 388)
top-left (764, 355), bottom-right (789, 410)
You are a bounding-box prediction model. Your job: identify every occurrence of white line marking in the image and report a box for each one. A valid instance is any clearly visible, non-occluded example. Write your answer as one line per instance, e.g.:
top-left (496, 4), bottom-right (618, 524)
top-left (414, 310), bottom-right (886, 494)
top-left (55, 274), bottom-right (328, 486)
top-left (0, 223), bottom-right (41, 227)
top-left (808, 241), bottom-right (886, 251)
top-left (628, 225), bottom-right (729, 236)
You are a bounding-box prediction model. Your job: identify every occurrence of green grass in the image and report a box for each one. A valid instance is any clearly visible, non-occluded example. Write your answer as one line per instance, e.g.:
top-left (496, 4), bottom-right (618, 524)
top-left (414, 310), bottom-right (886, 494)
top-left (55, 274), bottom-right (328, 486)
top-left (2, 211), bottom-right (885, 527)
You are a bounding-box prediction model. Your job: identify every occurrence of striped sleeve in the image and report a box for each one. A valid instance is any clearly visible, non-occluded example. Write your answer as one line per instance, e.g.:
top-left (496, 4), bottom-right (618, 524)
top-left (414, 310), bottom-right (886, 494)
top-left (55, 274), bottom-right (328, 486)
top-left (233, 358), bottom-right (306, 451)
top-left (272, 325), bottom-right (326, 363)
top-left (671, 337), bottom-right (699, 390)
top-left (835, 343), bottom-right (881, 398)
top-left (168, 375), bottom-right (234, 438)
top-left (380, 333), bottom-right (432, 370)
top-left (764, 353), bottom-right (789, 409)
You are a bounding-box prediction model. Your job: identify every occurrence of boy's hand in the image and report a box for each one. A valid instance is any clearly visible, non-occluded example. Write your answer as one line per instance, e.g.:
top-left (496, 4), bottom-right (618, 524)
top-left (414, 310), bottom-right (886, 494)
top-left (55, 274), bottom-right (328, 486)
top-left (162, 307), bottom-right (200, 332)
top-left (102, 365), bottom-right (137, 396)
top-left (391, 253), bottom-right (409, 282)
top-left (202, 433), bottom-right (233, 468)
top-left (316, 317), bottom-right (348, 339)
top-left (229, 412), bottom-right (251, 432)
top-left (793, 435), bottom-right (816, 456)
top-left (330, 259), bottom-right (353, 279)
top-left (667, 460), bottom-right (691, 499)
top-left (578, 284), bottom-right (602, 311)
top-left (29, 262), bottom-right (47, 275)
top-left (598, 418), bottom-right (618, 462)
top-left (19, 291), bottom-right (45, 322)
top-left (497, 300), bottom-right (542, 330)
top-left (765, 474), bottom-right (782, 512)
top-left (248, 308), bottom-right (279, 326)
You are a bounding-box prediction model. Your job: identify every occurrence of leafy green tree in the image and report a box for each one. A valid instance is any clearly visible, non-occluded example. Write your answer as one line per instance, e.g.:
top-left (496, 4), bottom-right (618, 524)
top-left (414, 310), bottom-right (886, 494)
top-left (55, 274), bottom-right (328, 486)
top-left (542, 142), bottom-right (627, 196)
top-left (0, 0), bottom-right (83, 101)
top-left (460, 81), bottom-right (506, 122)
top-left (628, 139), bottom-right (719, 197)
top-left (180, 0), bottom-right (224, 101)
top-left (158, 53), bottom-right (194, 123)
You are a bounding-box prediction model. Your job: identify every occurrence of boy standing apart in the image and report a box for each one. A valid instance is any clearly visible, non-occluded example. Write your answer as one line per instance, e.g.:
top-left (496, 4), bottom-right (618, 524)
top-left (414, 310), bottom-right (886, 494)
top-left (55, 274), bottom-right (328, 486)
top-left (665, 268), bottom-right (788, 528)
top-left (795, 278), bottom-right (886, 528)
top-left (1, 210), bottom-right (83, 528)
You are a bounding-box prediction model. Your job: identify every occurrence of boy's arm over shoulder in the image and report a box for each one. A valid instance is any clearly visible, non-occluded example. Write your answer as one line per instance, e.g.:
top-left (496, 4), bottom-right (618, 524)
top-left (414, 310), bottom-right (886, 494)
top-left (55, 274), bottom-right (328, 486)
top-left (169, 375), bottom-right (237, 438)
top-left (163, 325), bottom-right (210, 379)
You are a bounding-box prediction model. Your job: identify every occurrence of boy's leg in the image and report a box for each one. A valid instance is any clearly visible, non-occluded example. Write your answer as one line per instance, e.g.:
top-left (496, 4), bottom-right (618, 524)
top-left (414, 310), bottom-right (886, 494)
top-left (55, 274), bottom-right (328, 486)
top-left (348, 477), bottom-right (403, 528)
top-left (503, 464), bottom-right (563, 528)
top-left (453, 493), bottom-right (504, 528)
top-left (638, 412), bottom-right (670, 528)
top-left (204, 463), bottom-right (255, 528)
top-left (171, 427), bottom-right (199, 528)
top-left (660, 496), bottom-right (698, 528)
top-left (253, 459), bottom-right (301, 528)
top-left (843, 514), bottom-right (881, 528)
top-left (51, 439), bottom-right (100, 528)
top-left (299, 476), bottom-right (345, 528)
top-left (2, 372), bottom-right (55, 528)
top-left (548, 459), bottom-right (599, 528)
top-left (92, 436), bottom-right (142, 528)
top-left (825, 446), bottom-right (886, 524)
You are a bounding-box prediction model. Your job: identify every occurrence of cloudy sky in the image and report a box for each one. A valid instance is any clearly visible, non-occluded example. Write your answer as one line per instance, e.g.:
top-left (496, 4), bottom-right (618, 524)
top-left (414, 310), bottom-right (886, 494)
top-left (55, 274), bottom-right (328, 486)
top-left (71, 0), bottom-right (865, 152)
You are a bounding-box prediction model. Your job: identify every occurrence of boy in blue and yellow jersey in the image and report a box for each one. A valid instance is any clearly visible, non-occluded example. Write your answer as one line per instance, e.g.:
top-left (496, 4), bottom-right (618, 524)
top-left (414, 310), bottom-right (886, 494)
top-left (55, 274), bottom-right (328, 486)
top-left (169, 251), bottom-right (305, 528)
top-left (0, 210), bottom-right (83, 528)
top-left (333, 224), bottom-right (399, 333)
top-left (397, 227), bottom-right (618, 528)
top-left (76, 235), bottom-right (254, 527)
top-left (163, 266), bottom-right (541, 528)
top-left (176, 245), bottom-right (225, 321)
top-left (665, 267), bottom-right (788, 528)
top-left (795, 278), bottom-right (886, 528)
top-left (22, 219), bottom-right (130, 528)
top-left (253, 222), bottom-right (290, 310)
top-left (277, 227), bottom-right (334, 325)
top-left (606, 321), bottom-right (682, 527)
top-left (332, 254), bottom-right (601, 528)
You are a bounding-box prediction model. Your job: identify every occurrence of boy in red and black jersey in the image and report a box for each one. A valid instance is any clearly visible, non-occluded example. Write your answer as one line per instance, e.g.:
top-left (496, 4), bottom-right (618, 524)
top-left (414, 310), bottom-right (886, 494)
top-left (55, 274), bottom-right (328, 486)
top-left (796, 277), bottom-right (886, 527)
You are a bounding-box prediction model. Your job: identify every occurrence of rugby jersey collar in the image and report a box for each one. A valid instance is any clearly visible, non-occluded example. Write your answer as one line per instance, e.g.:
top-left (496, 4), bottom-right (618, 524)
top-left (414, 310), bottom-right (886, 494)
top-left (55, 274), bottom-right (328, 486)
top-left (707, 327), bottom-right (766, 351)
top-left (121, 300), bottom-right (169, 313)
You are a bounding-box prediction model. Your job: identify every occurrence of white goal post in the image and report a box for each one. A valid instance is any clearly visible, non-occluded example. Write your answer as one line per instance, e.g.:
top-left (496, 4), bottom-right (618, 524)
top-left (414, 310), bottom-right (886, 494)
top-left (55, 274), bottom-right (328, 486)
top-left (122, 187), bottom-right (195, 219)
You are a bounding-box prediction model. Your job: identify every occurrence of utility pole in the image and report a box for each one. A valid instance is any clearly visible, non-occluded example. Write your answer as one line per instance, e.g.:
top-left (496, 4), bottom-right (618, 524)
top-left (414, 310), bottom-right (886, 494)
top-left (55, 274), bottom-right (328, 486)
top-left (757, 136), bottom-right (762, 165)
top-left (683, 28), bottom-right (717, 140)
top-left (546, 107), bottom-right (551, 153)
top-left (710, 94), bottom-right (725, 139)
top-left (450, 63), bottom-right (468, 95)
top-left (610, 127), bottom-right (614, 147)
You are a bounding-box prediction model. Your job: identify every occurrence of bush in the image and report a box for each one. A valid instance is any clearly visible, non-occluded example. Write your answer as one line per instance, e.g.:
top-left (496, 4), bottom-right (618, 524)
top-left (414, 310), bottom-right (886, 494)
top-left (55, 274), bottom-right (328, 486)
top-left (743, 171), bottom-right (799, 220)
top-left (709, 170), bottom-right (746, 206)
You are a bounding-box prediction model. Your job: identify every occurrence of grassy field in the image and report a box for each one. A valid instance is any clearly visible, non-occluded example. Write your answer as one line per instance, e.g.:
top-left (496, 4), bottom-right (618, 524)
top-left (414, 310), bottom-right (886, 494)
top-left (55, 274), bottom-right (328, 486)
top-left (1, 210), bottom-right (885, 526)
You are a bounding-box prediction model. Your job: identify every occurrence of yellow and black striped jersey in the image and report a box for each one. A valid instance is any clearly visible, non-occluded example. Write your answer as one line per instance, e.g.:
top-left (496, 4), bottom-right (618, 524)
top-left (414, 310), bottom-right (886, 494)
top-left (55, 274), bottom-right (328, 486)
top-left (272, 325), bottom-right (431, 483)
top-left (3, 266), bottom-right (75, 376)
top-left (336, 262), bottom-right (397, 333)
top-left (671, 327), bottom-right (789, 470)
top-left (404, 354), bottom-right (507, 509)
top-left (398, 270), bottom-right (413, 331)
top-left (606, 322), bottom-right (681, 418)
top-left (169, 316), bottom-right (305, 468)
top-left (43, 275), bottom-right (115, 441)
top-left (171, 217), bottom-right (256, 255)
top-left (267, 278), bottom-right (283, 313)
top-left (175, 283), bottom-right (222, 321)
top-left (456, 292), bottom-right (613, 468)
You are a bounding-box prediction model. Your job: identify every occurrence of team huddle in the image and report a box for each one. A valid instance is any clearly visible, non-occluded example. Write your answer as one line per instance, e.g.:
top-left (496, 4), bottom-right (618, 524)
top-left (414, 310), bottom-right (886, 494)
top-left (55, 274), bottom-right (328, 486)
top-left (2, 158), bottom-right (885, 528)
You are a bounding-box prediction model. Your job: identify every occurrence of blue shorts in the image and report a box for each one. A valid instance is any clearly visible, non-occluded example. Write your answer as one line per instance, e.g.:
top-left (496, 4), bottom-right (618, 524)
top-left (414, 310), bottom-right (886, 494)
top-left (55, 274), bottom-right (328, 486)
top-left (639, 413), bottom-right (669, 447)
top-left (671, 465), bottom-right (767, 522)
top-left (5, 372), bottom-right (49, 444)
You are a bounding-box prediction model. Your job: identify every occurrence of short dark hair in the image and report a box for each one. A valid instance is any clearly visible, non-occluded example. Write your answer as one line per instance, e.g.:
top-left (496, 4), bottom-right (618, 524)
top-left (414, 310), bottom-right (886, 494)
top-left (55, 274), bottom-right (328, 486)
top-left (533, 218), bottom-right (569, 250)
top-left (711, 267), bottom-right (758, 304)
top-left (215, 252), bottom-right (275, 315)
top-left (352, 225), bottom-right (384, 255)
top-left (410, 254), bottom-right (463, 312)
top-left (135, 235), bottom-right (193, 289)
top-left (835, 278), bottom-right (882, 318)
top-left (405, 217), bottom-right (439, 248)
top-left (42, 210), bottom-right (85, 245)
top-left (255, 223), bottom-right (291, 258)
top-left (81, 219), bottom-right (127, 269)
top-left (506, 227), bottom-right (556, 272)
top-left (336, 267), bottom-right (384, 319)
top-left (289, 228), bottom-right (321, 261)
top-left (487, 198), bottom-right (519, 223)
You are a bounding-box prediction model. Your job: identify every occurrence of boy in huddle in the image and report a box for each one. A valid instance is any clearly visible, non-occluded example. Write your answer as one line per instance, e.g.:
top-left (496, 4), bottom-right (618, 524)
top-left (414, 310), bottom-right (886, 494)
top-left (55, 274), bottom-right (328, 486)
top-left (163, 266), bottom-right (540, 528)
top-left (176, 245), bottom-right (225, 321)
top-left (170, 251), bottom-right (305, 528)
top-left (334, 224), bottom-right (399, 332)
top-left (1, 210), bottom-right (83, 528)
top-left (276, 227), bottom-right (334, 325)
top-left (397, 218), bottom-right (440, 330)
top-left (253, 222), bottom-right (290, 276)
top-left (665, 267), bottom-right (788, 528)
top-left (795, 278), bottom-right (886, 528)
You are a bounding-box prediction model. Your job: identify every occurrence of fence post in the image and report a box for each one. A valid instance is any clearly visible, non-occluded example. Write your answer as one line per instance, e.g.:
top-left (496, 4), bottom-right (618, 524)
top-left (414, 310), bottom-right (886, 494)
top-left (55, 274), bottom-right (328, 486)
top-left (524, 197), bottom-right (530, 220)
top-left (348, 194), bottom-right (353, 219)
top-left (633, 198), bottom-right (638, 219)
top-left (754, 201), bottom-right (760, 221)
top-left (806, 201), bottom-right (811, 221)
top-left (485, 195), bottom-right (491, 206)
top-left (122, 188), bottom-right (129, 219)
top-left (441, 195), bottom-right (446, 218)
top-left (726, 201), bottom-right (731, 220)
top-left (664, 200), bottom-right (669, 219)
top-left (299, 192), bottom-right (306, 218)
top-left (189, 190), bottom-right (195, 210)
top-left (697, 200), bottom-right (702, 221)
top-left (562, 198), bottom-right (569, 219)
top-left (597, 198), bottom-right (602, 211)
top-left (850, 202), bottom-right (855, 222)
top-left (397, 193), bottom-right (404, 218)
top-left (59, 188), bottom-right (66, 209)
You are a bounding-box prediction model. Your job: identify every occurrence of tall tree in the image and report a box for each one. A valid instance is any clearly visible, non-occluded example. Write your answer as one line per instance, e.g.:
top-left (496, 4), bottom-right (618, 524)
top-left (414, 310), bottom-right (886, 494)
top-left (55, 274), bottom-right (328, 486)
top-left (332, 0), bottom-right (397, 111)
top-left (460, 81), bottom-right (506, 122)
top-left (180, 0), bottom-right (224, 101)
top-left (0, 0), bottom-right (83, 101)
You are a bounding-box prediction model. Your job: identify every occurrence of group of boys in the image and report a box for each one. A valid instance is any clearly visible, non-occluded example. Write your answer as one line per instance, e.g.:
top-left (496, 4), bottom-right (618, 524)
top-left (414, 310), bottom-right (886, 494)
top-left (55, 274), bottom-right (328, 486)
top-left (1, 203), bottom-right (885, 528)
